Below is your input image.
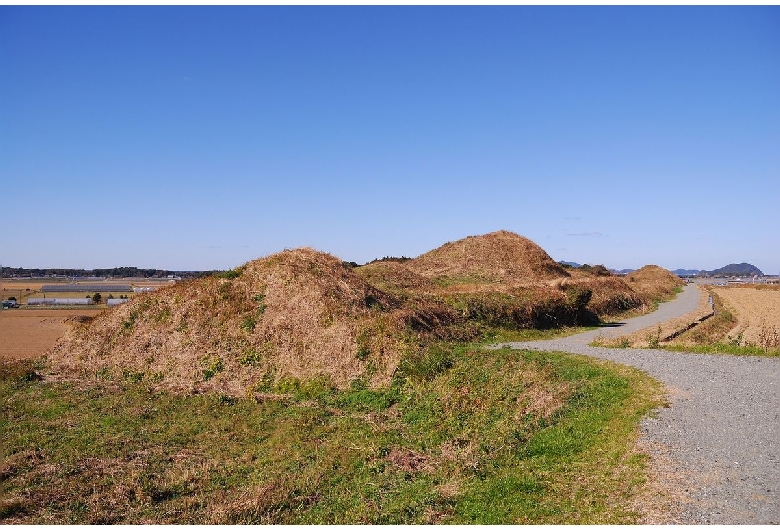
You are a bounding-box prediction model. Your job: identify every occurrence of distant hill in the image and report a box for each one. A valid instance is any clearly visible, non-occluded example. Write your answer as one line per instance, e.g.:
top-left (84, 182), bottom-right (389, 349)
top-left (672, 269), bottom-right (702, 276)
top-left (706, 263), bottom-right (763, 276)
top-left (671, 263), bottom-right (764, 277)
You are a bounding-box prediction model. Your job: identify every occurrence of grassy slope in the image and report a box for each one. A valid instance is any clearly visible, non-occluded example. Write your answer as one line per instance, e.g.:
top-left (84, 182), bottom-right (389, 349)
top-left (1, 345), bottom-right (663, 524)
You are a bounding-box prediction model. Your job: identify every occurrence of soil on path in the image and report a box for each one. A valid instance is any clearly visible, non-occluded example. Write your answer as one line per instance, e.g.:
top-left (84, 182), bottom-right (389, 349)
top-left (493, 285), bottom-right (779, 524)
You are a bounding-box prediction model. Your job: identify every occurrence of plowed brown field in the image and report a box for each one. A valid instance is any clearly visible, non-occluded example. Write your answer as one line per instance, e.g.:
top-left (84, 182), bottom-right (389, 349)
top-left (712, 286), bottom-right (780, 346)
top-left (0, 309), bottom-right (102, 360)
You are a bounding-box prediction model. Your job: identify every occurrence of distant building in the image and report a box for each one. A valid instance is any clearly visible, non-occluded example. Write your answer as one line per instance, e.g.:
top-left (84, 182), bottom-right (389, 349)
top-left (107, 298), bottom-right (130, 306)
top-left (41, 284), bottom-right (132, 293)
top-left (28, 298), bottom-right (93, 305)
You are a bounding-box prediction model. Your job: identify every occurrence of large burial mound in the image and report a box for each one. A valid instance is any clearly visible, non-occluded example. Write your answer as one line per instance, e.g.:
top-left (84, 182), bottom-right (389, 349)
top-left (406, 230), bottom-right (569, 288)
top-left (48, 248), bottom-right (437, 395)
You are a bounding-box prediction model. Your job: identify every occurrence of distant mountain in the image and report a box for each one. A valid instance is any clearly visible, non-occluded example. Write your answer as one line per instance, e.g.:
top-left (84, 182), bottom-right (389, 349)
top-left (673, 268), bottom-right (702, 276)
top-left (559, 261), bottom-right (581, 268)
top-left (706, 263), bottom-right (763, 277)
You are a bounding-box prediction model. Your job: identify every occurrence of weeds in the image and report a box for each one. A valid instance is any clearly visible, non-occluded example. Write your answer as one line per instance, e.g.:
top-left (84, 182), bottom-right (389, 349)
top-left (757, 324), bottom-right (780, 352)
top-left (202, 356), bottom-right (224, 381)
top-left (647, 326), bottom-right (662, 349)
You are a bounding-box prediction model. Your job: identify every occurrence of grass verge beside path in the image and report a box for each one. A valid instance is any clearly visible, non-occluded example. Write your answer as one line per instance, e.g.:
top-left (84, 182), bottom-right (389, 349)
top-left (1, 346), bottom-right (663, 524)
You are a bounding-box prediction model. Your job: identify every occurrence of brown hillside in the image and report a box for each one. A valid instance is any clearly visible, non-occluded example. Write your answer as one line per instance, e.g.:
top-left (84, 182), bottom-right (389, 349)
top-left (625, 265), bottom-right (685, 300)
top-left (407, 230), bottom-right (569, 286)
top-left (47, 248), bottom-right (425, 395)
top-left (355, 261), bottom-right (438, 296)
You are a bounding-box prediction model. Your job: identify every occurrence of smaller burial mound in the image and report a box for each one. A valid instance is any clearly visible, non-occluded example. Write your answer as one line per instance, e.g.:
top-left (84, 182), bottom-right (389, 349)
top-left (48, 248), bottom-right (433, 395)
top-left (625, 265), bottom-right (685, 301)
top-left (407, 230), bottom-right (570, 286)
top-left (549, 275), bottom-right (645, 317)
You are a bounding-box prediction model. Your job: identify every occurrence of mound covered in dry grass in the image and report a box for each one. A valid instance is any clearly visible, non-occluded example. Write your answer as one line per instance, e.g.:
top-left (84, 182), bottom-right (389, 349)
top-left (47, 232), bottom-right (682, 395)
top-left (48, 248), bottom-right (456, 395)
top-left (391, 231), bottom-right (651, 326)
top-left (407, 230), bottom-right (570, 287)
top-left (625, 265), bottom-right (685, 301)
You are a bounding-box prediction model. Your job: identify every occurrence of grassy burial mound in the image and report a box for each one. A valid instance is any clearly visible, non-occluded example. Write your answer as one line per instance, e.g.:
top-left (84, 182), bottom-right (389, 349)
top-left (396, 231), bottom-right (649, 328)
top-left (406, 230), bottom-right (570, 287)
top-left (47, 233), bottom-right (682, 395)
top-left (48, 248), bottom-right (454, 395)
top-left (625, 265), bottom-right (685, 302)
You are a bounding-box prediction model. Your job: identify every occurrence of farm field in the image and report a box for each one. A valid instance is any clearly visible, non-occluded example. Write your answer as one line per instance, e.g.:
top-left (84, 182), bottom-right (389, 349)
top-left (0, 308), bottom-right (103, 360)
top-left (2, 279), bottom-right (173, 305)
top-left (712, 286), bottom-right (780, 347)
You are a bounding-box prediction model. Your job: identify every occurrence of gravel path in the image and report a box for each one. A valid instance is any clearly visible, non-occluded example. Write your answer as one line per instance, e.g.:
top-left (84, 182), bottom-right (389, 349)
top-left (492, 285), bottom-right (779, 524)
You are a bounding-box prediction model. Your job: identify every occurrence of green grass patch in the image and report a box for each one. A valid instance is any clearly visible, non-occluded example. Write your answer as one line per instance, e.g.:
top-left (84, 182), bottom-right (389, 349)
top-left (664, 343), bottom-right (780, 357)
top-left (1, 346), bottom-right (663, 524)
top-left (480, 325), bottom-right (598, 344)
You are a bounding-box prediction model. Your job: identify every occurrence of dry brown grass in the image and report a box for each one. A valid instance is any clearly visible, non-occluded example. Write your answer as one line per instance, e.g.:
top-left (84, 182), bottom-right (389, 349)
top-left (552, 275), bottom-right (645, 317)
top-left (364, 231), bottom-right (654, 328)
top-left (407, 230), bottom-right (570, 286)
top-left (355, 261), bottom-right (438, 296)
top-left (624, 265), bottom-right (685, 301)
top-left (44, 232), bottom-right (685, 396)
top-left (47, 248), bottom-right (449, 394)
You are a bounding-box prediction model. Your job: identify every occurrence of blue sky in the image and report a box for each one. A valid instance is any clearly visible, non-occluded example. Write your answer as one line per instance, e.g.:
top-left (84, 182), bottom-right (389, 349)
top-left (2, 6), bottom-right (779, 273)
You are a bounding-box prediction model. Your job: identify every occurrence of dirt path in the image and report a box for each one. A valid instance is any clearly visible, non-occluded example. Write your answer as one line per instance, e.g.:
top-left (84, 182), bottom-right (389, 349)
top-left (493, 285), bottom-right (780, 524)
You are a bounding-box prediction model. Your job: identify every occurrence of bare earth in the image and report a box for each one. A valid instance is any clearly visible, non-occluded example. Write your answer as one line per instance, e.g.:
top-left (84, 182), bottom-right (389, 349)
top-left (713, 286), bottom-right (780, 345)
top-left (0, 309), bottom-right (101, 360)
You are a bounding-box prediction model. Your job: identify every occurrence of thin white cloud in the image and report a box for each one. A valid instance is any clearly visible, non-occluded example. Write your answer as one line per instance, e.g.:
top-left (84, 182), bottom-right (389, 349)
top-left (567, 232), bottom-right (607, 237)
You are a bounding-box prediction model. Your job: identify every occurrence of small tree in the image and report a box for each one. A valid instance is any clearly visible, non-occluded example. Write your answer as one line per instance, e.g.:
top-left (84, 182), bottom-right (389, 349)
top-left (92, 292), bottom-right (102, 304)
top-left (564, 285), bottom-right (593, 325)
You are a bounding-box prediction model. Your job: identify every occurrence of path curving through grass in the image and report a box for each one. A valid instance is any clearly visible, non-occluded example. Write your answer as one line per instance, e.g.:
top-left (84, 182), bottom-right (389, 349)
top-left (493, 285), bottom-right (780, 524)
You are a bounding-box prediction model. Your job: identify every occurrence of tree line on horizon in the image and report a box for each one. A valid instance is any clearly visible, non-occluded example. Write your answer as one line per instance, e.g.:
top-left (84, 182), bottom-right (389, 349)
top-left (1, 266), bottom-right (210, 279)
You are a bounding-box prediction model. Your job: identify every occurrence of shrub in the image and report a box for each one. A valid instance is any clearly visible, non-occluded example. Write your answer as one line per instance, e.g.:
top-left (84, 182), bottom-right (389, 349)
top-left (564, 286), bottom-right (592, 310)
top-left (213, 268), bottom-right (242, 280)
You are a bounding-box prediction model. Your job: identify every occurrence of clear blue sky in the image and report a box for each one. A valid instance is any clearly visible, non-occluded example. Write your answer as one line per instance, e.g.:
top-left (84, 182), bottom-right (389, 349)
top-left (2, 6), bottom-right (779, 273)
